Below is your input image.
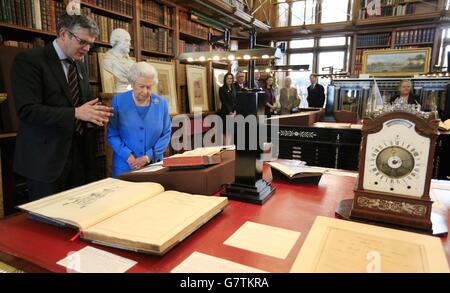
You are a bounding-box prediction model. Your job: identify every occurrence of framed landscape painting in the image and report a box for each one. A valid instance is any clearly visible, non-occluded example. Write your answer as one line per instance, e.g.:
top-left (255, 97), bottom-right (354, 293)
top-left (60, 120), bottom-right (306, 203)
top-left (362, 48), bottom-right (431, 76)
top-left (146, 59), bottom-right (179, 115)
top-left (186, 65), bottom-right (209, 113)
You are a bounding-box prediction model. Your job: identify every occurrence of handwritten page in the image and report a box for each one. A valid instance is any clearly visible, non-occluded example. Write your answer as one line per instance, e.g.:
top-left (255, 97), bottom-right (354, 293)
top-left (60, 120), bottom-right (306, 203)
top-left (290, 216), bottom-right (449, 273)
top-left (224, 221), bottom-right (301, 259)
top-left (171, 251), bottom-right (266, 273)
top-left (57, 246), bottom-right (137, 273)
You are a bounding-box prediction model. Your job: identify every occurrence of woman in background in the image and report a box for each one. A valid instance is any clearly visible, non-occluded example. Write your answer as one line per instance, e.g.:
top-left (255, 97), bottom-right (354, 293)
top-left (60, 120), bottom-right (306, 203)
top-left (108, 62), bottom-right (171, 177)
top-left (279, 76), bottom-right (300, 114)
top-left (390, 79), bottom-right (420, 105)
top-left (219, 72), bottom-right (236, 144)
top-left (264, 75), bottom-right (276, 117)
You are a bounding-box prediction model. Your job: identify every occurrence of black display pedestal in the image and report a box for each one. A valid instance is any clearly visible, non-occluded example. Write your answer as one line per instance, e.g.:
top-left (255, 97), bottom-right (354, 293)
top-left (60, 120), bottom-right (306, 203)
top-left (221, 90), bottom-right (276, 205)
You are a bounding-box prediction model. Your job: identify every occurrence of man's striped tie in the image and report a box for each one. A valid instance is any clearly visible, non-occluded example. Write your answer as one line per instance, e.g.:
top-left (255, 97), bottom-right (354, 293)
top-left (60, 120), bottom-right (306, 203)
top-left (65, 59), bottom-right (84, 135)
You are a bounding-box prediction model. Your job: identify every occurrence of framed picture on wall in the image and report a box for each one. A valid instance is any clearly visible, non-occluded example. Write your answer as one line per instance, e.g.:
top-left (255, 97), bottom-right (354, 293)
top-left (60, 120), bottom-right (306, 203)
top-left (213, 68), bottom-right (228, 111)
top-left (362, 48), bottom-right (431, 76)
top-left (146, 59), bottom-right (179, 115)
top-left (186, 65), bottom-right (209, 113)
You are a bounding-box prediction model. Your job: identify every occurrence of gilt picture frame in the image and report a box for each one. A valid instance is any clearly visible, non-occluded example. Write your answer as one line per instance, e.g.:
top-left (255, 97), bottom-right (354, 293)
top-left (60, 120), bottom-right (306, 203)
top-left (186, 65), bottom-right (209, 113)
top-left (362, 48), bottom-right (431, 76)
top-left (146, 59), bottom-right (179, 115)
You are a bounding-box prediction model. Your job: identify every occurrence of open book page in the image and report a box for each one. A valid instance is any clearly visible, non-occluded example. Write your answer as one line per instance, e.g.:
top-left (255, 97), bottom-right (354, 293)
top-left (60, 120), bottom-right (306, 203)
top-left (82, 191), bottom-right (228, 254)
top-left (267, 160), bottom-right (326, 179)
top-left (168, 146), bottom-right (225, 158)
top-left (290, 216), bottom-right (449, 273)
top-left (19, 178), bottom-right (164, 230)
top-left (438, 119), bottom-right (450, 131)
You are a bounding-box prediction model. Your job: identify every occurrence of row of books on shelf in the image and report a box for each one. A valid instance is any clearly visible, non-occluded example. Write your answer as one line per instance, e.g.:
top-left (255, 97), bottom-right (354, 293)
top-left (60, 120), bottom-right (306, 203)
top-left (141, 0), bottom-right (174, 28)
top-left (395, 28), bottom-right (434, 44)
top-left (82, 7), bottom-right (131, 44)
top-left (359, 3), bottom-right (418, 19)
top-left (0, 0), bottom-right (64, 33)
top-left (357, 33), bottom-right (390, 47)
top-left (2, 36), bottom-right (45, 48)
top-left (179, 11), bottom-right (209, 39)
top-left (141, 26), bottom-right (173, 54)
top-left (178, 40), bottom-right (209, 53)
top-left (82, 0), bottom-right (133, 17)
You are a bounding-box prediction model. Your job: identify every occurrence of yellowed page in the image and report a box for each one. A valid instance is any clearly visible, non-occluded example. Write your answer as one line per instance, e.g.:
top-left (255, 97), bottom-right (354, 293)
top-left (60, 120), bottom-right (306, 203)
top-left (224, 221), bottom-right (301, 259)
top-left (82, 191), bottom-right (228, 254)
top-left (168, 146), bottom-right (224, 158)
top-left (171, 251), bottom-right (267, 273)
top-left (290, 216), bottom-right (449, 273)
top-left (268, 161), bottom-right (325, 178)
top-left (19, 178), bottom-right (164, 229)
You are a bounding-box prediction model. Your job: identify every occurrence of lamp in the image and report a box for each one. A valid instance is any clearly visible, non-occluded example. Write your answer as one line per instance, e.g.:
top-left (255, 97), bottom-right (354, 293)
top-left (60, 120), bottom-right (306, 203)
top-left (178, 47), bottom-right (283, 63)
top-left (299, 0), bottom-right (312, 35)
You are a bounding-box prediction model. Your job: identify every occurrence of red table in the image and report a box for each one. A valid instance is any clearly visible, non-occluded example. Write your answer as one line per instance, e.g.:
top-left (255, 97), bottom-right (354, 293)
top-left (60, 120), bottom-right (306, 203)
top-left (0, 172), bottom-right (448, 272)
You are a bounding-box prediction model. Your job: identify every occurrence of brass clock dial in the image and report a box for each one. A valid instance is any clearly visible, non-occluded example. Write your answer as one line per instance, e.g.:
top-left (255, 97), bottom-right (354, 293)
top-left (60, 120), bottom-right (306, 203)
top-left (375, 146), bottom-right (414, 179)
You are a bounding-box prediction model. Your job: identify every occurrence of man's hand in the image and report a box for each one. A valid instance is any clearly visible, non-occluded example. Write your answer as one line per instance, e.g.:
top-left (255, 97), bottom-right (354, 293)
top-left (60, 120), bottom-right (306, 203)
top-left (75, 99), bottom-right (113, 126)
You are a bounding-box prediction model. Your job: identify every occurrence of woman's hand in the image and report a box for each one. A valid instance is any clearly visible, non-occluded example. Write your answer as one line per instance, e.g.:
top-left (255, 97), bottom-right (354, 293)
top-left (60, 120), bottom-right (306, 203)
top-left (129, 156), bottom-right (149, 170)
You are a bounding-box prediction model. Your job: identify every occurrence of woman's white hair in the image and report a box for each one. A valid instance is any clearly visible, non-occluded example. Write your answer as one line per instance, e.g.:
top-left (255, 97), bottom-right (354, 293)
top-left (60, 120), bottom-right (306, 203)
top-left (127, 62), bottom-right (158, 85)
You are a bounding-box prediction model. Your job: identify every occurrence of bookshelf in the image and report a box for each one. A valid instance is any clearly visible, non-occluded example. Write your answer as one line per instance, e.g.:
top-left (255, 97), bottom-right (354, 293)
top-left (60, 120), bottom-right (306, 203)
top-left (0, 0), bottom-right (239, 179)
top-left (357, 0), bottom-right (440, 22)
top-left (351, 25), bottom-right (440, 77)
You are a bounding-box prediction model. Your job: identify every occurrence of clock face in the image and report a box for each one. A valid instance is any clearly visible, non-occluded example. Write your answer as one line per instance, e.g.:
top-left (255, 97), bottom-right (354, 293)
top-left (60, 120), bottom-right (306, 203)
top-left (363, 119), bottom-right (430, 197)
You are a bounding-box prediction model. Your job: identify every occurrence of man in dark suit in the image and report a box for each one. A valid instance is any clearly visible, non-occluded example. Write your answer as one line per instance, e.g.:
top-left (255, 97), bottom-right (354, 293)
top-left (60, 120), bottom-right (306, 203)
top-left (11, 14), bottom-right (113, 200)
top-left (306, 73), bottom-right (325, 108)
top-left (233, 71), bottom-right (246, 91)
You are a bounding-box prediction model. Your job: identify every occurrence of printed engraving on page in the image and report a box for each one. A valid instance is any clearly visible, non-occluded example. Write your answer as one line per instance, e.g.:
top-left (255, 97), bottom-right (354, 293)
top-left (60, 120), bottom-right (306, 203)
top-left (62, 186), bottom-right (121, 209)
top-left (357, 196), bottom-right (427, 216)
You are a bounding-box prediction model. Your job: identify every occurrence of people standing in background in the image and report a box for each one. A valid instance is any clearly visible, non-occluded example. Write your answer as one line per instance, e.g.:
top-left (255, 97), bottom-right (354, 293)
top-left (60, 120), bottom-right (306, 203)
top-left (264, 75), bottom-right (276, 117)
top-left (390, 79), bottom-right (420, 105)
top-left (11, 14), bottom-right (113, 200)
top-left (234, 71), bottom-right (246, 91)
top-left (254, 71), bottom-right (263, 89)
top-left (219, 72), bottom-right (236, 144)
top-left (107, 62), bottom-right (171, 178)
top-left (279, 76), bottom-right (300, 114)
top-left (306, 73), bottom-right (325, 108)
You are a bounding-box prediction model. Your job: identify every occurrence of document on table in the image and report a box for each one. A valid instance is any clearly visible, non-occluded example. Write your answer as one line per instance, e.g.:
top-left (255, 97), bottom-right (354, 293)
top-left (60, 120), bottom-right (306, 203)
top-left (57, 246), bottom-right (137, 273)
top-left (171, 251), bottom-right (267, 273)
top-left (224, 221), bottom-right (301, 259)
top-left (132, 161), bottom-right (165, 173)
top-left (290, 216), bottom-right (449, 273)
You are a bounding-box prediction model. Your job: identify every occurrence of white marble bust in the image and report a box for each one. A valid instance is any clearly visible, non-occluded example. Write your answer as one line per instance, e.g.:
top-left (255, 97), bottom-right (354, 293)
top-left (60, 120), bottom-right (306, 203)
top-left (102, 28), bottom-right (135, 93)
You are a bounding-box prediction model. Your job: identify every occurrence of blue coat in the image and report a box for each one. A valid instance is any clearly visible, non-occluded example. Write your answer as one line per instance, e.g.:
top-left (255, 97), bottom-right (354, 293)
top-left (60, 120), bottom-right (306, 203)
top-left (107, 90), bottom-right (171, 177)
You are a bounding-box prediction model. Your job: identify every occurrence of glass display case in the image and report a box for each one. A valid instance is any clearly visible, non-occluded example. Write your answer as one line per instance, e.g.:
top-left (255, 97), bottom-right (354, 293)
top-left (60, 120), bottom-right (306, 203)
top-left (331, 77), bottom-right (450, 120)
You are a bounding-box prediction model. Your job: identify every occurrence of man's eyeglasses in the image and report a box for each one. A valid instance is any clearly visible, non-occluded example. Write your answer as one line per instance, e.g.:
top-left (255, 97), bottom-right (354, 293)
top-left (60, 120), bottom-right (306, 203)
top-left (67, 30), bottom-right (95, 48)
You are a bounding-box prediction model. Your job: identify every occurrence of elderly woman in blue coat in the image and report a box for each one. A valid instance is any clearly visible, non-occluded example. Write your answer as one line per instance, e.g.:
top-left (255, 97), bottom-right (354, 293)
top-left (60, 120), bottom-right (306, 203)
top-left (107, 62), bottom-right (171, 177)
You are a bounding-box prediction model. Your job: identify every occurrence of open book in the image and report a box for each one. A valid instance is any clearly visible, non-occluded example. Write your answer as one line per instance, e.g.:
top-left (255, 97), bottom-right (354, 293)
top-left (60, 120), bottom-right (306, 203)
top-left (162, 146), bottom-right (231, 168)
top-left (438, 119), bottom-right (450, 131)
top-left (19, 178), bottom-right (228, 255)
top-left (268, 160), bottom-right (326, 184)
